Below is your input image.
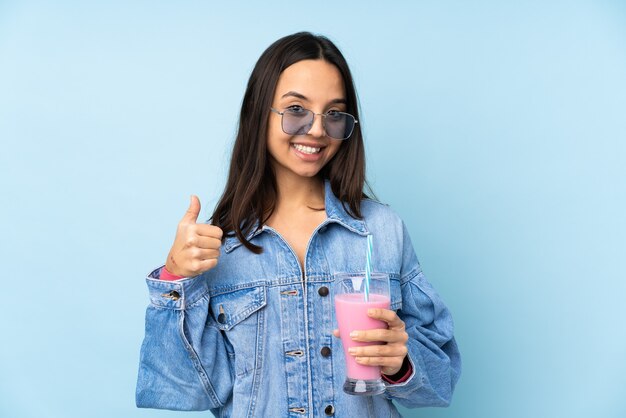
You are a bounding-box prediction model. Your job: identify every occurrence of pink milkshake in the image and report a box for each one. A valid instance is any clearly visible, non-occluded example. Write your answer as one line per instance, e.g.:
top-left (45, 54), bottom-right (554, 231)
top-left (335, 293), bottom-right (390, 380)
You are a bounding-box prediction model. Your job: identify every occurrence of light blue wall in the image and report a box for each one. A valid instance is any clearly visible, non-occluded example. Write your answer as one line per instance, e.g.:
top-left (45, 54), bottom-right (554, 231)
top-left (1, 1), bottom-right (624, 417)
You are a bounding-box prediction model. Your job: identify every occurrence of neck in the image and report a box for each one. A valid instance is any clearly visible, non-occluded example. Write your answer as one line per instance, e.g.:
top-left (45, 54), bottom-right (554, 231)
top-left (273, 171), bottom-right (325, 211)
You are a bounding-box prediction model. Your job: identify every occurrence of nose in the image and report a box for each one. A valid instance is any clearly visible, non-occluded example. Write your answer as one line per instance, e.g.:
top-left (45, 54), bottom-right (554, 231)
top-left (307, 112), bottom-right (325, 138)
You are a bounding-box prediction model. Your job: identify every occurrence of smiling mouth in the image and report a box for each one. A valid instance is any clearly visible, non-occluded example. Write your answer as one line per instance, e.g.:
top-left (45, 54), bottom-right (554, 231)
top-left (292, 143), bottom-right (322, 154)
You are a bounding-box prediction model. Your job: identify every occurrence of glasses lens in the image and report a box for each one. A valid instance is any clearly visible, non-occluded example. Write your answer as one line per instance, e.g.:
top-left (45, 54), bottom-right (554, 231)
top-left (282, 108), bottom-right (314, 135)
top-left (324, 111), bottom-right (355, 140)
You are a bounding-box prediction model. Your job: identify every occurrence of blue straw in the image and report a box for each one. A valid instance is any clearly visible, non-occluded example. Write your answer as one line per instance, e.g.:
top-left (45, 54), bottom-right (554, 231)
top-left (364, 234), bottom-right (373, 302)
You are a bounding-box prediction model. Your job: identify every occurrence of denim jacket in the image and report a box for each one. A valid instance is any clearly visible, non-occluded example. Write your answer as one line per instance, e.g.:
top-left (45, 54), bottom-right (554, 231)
top-left (136, 180), bottom-right (461, 417)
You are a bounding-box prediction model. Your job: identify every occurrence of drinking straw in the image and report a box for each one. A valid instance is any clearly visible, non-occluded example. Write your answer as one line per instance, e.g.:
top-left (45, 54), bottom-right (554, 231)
top-left (364, 234), bottom-right (373, 302)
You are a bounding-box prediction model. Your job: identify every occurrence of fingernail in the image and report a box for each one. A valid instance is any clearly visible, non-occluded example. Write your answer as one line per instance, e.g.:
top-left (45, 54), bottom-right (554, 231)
top-left (348, 348), bottom-right (356, 355)
top-left (350, 331), bottom-right (358, 338)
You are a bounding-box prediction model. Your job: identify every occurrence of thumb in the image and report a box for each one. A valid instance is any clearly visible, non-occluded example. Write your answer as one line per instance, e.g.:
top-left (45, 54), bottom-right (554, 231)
top-left (181, 194), bottom-right (201, 223)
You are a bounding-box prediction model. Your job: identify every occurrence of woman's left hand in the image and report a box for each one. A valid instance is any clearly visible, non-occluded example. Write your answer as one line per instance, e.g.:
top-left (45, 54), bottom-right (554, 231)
top-left (332, 308), bottom-right (409, 376)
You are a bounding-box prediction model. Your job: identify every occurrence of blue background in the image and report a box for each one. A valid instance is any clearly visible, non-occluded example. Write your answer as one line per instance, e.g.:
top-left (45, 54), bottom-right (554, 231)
top-left (1, 1), bottom-right (625, 417)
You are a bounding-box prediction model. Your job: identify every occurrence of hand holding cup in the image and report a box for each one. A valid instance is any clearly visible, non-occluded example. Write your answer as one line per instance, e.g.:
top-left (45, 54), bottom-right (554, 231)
top-left (333, 308), bottom-right (408, 376)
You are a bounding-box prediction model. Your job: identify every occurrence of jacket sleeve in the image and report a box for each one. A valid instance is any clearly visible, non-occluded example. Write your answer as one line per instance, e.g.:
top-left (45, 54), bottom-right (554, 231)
top-left (135, 266), bottom-right (234, 411)
top-left (383, 222), bottom-right (462, 407)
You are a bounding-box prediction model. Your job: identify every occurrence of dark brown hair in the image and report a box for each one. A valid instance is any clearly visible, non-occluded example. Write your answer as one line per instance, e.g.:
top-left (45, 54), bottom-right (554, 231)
top-left (211, 32), bottom-right (369, 253)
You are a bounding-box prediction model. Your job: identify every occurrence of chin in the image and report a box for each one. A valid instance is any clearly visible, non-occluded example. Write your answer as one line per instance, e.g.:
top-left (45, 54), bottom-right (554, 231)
top-left (283, 161), bottom-right (325, 178)
top-left (271, 156), bottom-right (326, 180)
top-left (293, 168), bottom-right (323, 178)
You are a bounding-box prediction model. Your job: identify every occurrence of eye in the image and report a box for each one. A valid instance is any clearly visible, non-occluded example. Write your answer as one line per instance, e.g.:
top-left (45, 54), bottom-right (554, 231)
top-left (326, 110), bottom-right (343, 121)
top-left (286, 105), bottom-right (305, 114)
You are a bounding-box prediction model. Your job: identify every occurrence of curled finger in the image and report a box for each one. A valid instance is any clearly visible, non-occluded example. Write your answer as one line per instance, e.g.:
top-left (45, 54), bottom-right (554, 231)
top-left (350, 328), bottom-right (407, 344)
top-left (367, 308), bottom-right (405, 329)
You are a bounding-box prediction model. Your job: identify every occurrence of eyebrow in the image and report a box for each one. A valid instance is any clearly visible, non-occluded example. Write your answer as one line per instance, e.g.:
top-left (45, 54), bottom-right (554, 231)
top-left (280, 91), bottom-right (346, 105)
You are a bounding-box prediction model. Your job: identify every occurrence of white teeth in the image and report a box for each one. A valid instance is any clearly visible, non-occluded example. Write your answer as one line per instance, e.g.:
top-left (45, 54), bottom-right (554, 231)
top-left (293, 144), bottom-right (321, 154)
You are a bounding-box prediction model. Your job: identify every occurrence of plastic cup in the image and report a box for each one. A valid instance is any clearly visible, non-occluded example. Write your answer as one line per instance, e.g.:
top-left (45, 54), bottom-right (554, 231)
top-left (334, 273), bottom-right (390, 396)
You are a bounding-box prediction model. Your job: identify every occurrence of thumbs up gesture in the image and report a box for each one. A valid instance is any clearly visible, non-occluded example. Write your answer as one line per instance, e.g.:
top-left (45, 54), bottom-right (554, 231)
top-left (164, 195), bottom-right (223, 277)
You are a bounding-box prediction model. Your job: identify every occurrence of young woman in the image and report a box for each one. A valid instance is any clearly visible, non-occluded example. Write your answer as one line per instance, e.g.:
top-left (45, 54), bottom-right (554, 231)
top-left (136, 32), bottom-right (461, 417)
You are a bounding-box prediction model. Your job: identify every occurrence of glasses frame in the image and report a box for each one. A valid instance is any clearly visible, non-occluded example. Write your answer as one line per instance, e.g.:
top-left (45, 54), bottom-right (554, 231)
top-left (270, 107), bottom-right (358, 140)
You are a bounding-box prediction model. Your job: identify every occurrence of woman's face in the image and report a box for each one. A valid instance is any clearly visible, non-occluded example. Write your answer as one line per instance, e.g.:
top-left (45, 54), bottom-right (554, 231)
top-left (267, 59), bottom-right (345, 181)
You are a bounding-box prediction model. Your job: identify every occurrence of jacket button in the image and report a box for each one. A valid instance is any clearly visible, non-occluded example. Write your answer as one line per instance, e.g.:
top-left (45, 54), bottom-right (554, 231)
top-left (161, 290), bottom-right (180, 301)
top-left (318, 286), bottom-right (329, 297)
top-left (217, 313), bottom-right (226, 324)
top-left (324, 404), bottom-right (335, 415)
top-left (320, 346), bottom-right (331, 357)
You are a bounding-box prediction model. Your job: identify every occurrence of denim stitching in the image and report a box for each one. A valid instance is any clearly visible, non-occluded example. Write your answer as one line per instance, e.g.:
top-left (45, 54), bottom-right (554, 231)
top-left (177, 311), bottom-right (223, 407)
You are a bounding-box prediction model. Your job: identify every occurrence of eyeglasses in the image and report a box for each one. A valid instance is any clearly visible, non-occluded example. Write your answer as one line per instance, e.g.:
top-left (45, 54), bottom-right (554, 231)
top-left (270, 107), bottom-right (358, 140)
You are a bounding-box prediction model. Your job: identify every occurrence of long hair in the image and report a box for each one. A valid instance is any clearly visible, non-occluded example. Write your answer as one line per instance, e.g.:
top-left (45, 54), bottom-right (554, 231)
top-left (211, 32), bottom-right (368, 253)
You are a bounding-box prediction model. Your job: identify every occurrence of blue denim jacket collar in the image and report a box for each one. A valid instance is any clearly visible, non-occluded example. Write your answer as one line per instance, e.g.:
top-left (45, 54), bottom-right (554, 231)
top-left (223, 179), bottom-right (369, 253)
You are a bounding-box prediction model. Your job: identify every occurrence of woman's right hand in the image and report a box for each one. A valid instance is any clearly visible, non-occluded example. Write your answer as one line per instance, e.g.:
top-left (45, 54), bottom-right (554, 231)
top-left (164, 195), bottom-right (223, 277)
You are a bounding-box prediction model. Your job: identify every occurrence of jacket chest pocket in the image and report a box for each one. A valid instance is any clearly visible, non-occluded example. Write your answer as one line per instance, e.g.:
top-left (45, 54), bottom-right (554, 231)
top-left (209, 284), bottom-right (267, 377)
